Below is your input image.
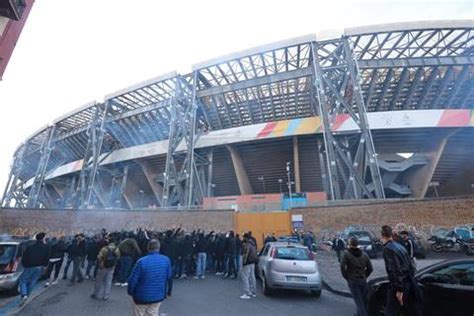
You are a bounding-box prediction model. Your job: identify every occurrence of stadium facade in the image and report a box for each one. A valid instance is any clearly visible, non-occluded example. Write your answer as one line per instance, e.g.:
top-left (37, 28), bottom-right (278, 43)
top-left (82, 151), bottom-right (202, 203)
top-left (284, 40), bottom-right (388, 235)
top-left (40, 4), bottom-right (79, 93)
top-left (1, 20), bottom-right (473, 210)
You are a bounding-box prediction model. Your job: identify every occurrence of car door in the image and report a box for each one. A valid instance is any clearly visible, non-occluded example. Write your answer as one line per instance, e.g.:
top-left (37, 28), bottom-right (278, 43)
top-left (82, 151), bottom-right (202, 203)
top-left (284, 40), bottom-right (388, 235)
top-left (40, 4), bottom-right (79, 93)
top-left (258, 244), bottom-right (271, 278)
top-left (418, 262), bottom-right (474, 316)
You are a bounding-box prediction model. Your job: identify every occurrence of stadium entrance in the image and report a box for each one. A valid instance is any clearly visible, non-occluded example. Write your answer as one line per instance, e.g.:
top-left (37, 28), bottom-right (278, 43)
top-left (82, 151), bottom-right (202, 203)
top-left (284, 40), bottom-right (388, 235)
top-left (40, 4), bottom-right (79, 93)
top-left (234, 211), bottom-right (291, 247)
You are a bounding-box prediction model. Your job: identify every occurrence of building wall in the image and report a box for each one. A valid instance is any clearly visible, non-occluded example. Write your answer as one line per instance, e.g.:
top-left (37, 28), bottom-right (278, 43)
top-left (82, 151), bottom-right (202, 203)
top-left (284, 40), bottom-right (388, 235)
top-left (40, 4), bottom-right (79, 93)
top-left (291, 197), bottom-right (474, 238)
top-left (1, 197), bottom-right (472, 238)
top-left (0, 208), bottom-right (234, 237)
top-left (0, 0), bottom-right (35, 80)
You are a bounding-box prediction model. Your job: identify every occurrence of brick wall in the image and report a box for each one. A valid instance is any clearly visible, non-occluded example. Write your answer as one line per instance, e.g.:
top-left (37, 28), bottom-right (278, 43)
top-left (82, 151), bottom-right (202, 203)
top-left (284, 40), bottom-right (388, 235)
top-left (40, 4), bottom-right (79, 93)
top-left (0, 208), bottom-right (235, 237)
top-left (291, 197), bottom-right (474, 238)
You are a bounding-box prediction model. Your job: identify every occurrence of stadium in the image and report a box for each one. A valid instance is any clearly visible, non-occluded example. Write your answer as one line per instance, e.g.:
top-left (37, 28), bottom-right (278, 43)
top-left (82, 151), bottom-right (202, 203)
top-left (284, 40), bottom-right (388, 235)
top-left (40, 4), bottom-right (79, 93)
top-left (1, 20), bottom-right (473, 211)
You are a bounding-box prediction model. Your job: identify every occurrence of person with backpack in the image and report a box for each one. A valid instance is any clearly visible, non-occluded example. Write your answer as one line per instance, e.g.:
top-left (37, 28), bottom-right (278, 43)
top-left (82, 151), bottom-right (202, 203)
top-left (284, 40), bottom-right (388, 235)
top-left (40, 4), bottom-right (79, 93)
top-left (91, 236), bottom-right (121, 301)
top-left (239, 233), bottom-right (257, 300)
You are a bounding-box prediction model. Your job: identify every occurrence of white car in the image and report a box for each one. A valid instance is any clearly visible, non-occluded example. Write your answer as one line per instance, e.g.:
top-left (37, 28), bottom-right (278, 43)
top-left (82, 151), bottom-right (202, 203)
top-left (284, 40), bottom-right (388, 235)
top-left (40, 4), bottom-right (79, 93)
top-left (257, 242), bottom-right (321, 297)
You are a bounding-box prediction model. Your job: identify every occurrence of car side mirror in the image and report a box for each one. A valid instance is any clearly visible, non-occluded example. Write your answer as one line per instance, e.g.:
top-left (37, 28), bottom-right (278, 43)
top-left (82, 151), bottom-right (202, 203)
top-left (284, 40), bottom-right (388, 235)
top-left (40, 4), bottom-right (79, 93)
top-left (418, 273), bottom-right (437, 284)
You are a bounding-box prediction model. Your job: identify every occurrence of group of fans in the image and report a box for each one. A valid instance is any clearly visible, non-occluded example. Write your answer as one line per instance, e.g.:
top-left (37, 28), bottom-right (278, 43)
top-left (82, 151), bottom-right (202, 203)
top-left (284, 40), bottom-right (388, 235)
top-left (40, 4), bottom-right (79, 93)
top-left (18, 224), bottom-right (420, 316)
top-left (18, 227), bottom-right (265, 314)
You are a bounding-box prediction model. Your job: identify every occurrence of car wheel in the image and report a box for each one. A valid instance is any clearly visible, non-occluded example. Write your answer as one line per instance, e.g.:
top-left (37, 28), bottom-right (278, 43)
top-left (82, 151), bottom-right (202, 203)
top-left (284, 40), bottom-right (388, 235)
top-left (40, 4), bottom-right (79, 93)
top-left (310, 289), bottom-right (321, 298)
top-left (431, 243), bottom-right (443, 253)
top-left (262, 274), bottom-right (272, 296)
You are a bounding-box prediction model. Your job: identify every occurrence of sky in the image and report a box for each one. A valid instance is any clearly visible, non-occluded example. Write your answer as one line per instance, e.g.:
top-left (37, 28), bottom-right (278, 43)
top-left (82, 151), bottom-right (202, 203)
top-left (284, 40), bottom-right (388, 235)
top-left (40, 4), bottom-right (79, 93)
top-left (0, 0), bottom-right (472, 195)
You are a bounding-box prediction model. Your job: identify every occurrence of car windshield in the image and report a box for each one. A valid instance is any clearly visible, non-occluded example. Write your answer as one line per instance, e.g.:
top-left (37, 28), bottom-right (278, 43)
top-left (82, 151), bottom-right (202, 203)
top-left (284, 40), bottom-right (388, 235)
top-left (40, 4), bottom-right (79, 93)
top-left (350, 233), bottom-right (371, 242)
top-left (0, 245), bottom-right (16, 265)
top-left (275, 247), bottom-right (310, 260)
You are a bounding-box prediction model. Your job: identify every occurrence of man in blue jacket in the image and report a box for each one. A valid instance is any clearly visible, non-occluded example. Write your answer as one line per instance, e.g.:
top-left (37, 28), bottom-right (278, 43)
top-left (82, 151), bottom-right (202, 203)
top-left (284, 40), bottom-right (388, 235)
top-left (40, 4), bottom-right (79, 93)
top-left (128, 239), bottom-right (172, 315)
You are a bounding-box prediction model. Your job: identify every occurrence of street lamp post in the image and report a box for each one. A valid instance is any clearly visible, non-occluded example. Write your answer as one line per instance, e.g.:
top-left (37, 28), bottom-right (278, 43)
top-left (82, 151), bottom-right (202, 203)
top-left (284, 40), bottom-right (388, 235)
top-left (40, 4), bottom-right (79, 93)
top-left (139, 189), bottom-right (144, 209)
top-left (257, 176), bottom-right (266, 193)
top-left (286, 162), bottom-right (292, 209)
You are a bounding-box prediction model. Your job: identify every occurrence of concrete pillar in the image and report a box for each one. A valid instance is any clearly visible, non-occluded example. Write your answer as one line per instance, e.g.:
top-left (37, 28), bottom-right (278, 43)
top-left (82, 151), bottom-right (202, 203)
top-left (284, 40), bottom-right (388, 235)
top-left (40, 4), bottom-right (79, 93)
top-left (137, 159), bottom-right (163, 206)
top-left (226, 145), bottom-right (253, 195)
top-left (293, 136), bottom-right (301, 193)
top-left (404, 130), bottom-right (457, 198)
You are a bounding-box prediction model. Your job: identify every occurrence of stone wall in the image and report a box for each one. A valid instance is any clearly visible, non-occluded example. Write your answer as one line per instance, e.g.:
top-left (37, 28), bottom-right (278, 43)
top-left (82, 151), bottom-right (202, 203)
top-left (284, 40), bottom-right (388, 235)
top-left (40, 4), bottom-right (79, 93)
top-left (0, 208), bottom-right (235, 237)
top-left (291, 197), bottom-right (474, 239)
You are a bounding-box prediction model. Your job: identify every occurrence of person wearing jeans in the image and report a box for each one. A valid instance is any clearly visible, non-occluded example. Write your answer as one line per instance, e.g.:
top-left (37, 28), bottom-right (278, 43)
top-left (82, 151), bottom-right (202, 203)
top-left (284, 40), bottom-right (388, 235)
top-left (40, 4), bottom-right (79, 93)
top-left (45, 236), bottom-right (67, 286)
top-left (194, 233), bottom-right (208, 279)
top-left (117, 236), bottom-right (142, 286)
top-left (240, 233), bottom-right (257, 300)
top-left (19, 232), bottom-right (51, 304)
top-left (195, 252), bottom-right (207, 279)
top-left (117, 256), bottom-right (134, 285)
top-left (340, 237), bottom-right (373, 316)
top-left (68, 234), bottom-right (86, 286)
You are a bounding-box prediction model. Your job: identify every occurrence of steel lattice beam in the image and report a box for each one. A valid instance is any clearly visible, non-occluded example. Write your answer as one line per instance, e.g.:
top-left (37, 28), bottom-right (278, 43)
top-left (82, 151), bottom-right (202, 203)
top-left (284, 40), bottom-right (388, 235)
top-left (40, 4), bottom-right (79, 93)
top-left (26, 126), bottom-right (56, 208)
top-left (312, 37), bottom-right (385, 200)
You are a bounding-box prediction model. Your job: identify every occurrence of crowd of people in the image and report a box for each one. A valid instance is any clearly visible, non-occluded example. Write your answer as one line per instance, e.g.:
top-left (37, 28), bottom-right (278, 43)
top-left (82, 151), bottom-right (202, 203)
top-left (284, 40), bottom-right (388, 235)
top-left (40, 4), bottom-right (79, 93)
top-left (17, 227), bottom-right (262, 315)
top-left (18, 223), bottom-right (422, 316)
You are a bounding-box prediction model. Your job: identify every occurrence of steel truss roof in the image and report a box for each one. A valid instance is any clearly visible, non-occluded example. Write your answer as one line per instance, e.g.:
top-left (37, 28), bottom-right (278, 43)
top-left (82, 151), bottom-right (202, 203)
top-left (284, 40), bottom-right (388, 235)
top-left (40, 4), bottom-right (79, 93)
top-left (7, 20), bottom-right (474, 183)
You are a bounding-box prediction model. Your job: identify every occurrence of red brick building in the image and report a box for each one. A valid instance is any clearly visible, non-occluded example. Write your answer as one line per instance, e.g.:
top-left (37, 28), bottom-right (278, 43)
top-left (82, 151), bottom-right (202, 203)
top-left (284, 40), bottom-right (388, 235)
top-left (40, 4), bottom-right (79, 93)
top-left (0, 0), bottom-right (35, 80)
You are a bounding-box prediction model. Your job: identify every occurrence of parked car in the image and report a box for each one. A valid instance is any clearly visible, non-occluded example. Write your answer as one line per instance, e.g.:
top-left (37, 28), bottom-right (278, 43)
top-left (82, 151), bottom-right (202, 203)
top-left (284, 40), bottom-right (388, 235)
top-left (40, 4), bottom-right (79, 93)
top-left (0, 239), bottom-right (35, 295)
top-left (257, 242), bottom-right (321, 297)
top-left (347, 231), bottom-right (378, 258)
top-left (367, 259), bottom-right (474, 316)
top-left (277, 235), bottom-right (300, 244)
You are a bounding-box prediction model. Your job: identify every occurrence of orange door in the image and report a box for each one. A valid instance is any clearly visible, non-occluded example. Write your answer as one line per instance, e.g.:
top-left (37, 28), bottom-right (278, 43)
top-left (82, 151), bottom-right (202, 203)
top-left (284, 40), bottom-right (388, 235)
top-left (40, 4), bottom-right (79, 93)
top-left (234, 211), bottom-right (291, 250)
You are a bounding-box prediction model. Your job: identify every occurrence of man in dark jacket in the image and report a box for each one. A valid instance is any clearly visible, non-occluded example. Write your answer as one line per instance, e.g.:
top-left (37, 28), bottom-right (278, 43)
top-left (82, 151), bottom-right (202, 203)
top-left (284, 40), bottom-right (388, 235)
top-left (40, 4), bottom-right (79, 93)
top-left (240, 233), bottom-right (257, 299)
top-left (340, 237), bottom-right (373, 316)
top-left (224, 231), bottom-right (237, 279)
top-left (215, 234), bottom-right (225, 275)
top-left (194, 233), bottom-right (208, 279)
top-left (19, 232), bottom-right (51, 303)
top-left (381, 225), bottom-right (422, 316)
top-left (128, 239), bottom-right (172, 315)
top-left (45, 236), bottom-right (66, 286)
top-left (85, 236), bottom-right (100, 280)
top-left (332, 234), bottom-right (345, 262)
top-left (400, 231), bottom-right (416, 270)
top-left (68, 234), bottom-right (86, 286)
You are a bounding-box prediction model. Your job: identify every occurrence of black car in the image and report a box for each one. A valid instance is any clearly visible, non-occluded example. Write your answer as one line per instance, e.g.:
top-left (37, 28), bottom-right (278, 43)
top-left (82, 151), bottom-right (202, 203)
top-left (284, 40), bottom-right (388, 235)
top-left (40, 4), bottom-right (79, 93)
top-left (347, 231), bottom-right (378, 259)
top-left (367, 259), bottom-right (474, 316)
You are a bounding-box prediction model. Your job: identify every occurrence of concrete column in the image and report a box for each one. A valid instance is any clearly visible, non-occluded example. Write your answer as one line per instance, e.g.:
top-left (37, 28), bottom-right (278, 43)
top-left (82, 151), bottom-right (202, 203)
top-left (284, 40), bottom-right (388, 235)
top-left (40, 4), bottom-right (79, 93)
top-left (404, 130), bottom-right (457, 198)
top-left (226, 145), bottom-right (253, 195)
top-left (293, 136), bottom-right (301, 193)
top-left (137, 159), bottom-right (163, 206)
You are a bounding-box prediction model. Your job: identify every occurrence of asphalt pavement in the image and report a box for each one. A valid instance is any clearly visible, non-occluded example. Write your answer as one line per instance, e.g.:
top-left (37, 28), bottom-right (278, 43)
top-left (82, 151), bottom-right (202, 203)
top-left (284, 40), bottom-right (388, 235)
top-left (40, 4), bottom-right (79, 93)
top-left (10, 274), bottom-right (355, 316)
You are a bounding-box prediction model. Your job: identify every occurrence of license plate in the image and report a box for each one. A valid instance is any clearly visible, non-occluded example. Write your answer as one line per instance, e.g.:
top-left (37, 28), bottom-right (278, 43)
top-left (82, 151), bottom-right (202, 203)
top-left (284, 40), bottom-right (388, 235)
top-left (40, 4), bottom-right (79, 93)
top-left (286, 276), bottom-right (307, 282)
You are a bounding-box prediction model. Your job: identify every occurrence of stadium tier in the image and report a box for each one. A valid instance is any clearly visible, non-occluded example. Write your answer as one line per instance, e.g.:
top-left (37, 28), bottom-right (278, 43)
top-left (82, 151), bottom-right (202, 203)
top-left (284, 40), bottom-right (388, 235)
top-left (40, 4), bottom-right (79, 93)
top-left (2, 20), bottom-right (473, 210)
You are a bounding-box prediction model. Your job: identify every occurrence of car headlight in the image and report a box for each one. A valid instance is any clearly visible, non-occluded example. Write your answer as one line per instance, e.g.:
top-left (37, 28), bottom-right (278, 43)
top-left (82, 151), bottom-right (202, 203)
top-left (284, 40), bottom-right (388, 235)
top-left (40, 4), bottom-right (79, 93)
top-left (0, 272), bottom-right (21, 280)
top-left (366, 245), bottom-right (372, 251)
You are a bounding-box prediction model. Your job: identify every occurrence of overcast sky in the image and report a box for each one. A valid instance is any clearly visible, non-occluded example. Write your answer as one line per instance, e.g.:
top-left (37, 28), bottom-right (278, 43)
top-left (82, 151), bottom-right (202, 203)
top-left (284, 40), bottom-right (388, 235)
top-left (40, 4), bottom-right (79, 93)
top-left (0, 0), bottom-right (472, 195)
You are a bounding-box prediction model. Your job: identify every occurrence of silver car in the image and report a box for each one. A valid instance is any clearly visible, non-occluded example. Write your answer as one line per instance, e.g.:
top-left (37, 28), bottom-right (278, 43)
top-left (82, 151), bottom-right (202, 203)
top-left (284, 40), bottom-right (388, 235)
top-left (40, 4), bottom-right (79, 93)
top-left (0, 240), bottom-right (34, 295)
top-left (257, 242), bottom-right (322, 297)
